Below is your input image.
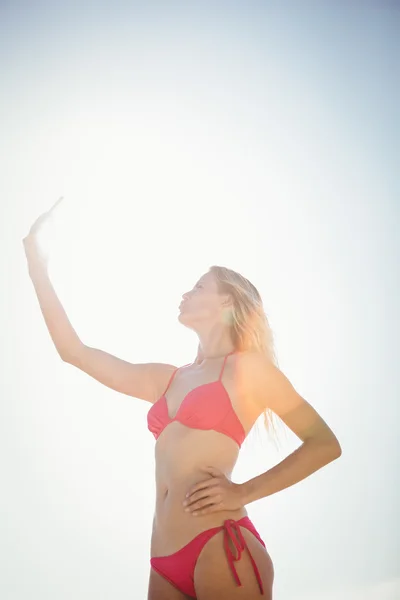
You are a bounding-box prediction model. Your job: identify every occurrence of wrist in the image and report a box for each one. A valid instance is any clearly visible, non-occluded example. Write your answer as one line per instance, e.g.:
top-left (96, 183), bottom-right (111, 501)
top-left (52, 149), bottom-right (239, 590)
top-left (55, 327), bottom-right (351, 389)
top-left (240, 479), bottom-right (257, 506)
top-left (23, 236), bottom-right (37, 259)
top-left (23, 237), bottom-right (47, 269)
top-left (26, 252), bottom-right (48, 278)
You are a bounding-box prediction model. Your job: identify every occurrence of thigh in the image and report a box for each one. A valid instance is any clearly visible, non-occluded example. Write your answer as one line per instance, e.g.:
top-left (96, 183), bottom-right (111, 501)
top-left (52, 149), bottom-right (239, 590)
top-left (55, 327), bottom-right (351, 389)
top-left (194, 526), bottom-right (274, 600)
top-left (147, 567), bottom-right (192, 600)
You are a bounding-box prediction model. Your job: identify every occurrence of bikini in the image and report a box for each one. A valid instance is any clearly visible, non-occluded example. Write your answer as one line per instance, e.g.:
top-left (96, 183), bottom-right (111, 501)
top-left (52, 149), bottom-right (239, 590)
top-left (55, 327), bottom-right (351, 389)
top-left (147, 350), bottom-right (267, 598)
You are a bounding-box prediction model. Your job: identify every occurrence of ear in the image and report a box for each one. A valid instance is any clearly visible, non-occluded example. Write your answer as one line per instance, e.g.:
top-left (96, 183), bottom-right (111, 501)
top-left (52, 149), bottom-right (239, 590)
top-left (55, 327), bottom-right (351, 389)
top-left (220, 293), bottom-right (233, 308)
top-left (222, 304), bottom-right (234, 325)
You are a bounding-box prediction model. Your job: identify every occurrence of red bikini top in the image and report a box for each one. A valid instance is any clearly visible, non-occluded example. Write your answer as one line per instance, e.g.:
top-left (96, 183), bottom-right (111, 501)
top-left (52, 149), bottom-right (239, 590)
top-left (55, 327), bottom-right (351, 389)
top-left (147, 350), bottom-right (246, 448)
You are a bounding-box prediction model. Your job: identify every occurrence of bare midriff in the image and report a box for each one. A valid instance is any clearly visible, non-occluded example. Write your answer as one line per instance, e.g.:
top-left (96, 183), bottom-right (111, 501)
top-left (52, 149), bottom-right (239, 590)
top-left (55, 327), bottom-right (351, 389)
top-left (150, 422), bottom-right (250, 557)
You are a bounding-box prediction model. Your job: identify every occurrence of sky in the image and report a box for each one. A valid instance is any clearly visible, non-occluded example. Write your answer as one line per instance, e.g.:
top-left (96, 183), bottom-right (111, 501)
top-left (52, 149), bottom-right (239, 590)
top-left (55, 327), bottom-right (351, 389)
top-left (1, 1), bottom-right (399, 599)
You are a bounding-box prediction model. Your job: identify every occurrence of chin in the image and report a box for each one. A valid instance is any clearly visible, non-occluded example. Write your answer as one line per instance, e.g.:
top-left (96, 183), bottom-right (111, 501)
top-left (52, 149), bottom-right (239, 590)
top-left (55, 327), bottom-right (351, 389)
top-left (178, 310), bottom-right (190, 324)
top-left (178, 310), bottom-right (196, 329)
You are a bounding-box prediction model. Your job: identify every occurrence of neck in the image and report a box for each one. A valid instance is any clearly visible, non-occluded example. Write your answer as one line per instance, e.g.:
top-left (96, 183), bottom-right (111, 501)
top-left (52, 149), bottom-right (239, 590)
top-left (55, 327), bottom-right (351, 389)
top-left (196, 325), bottom-right (235, 361)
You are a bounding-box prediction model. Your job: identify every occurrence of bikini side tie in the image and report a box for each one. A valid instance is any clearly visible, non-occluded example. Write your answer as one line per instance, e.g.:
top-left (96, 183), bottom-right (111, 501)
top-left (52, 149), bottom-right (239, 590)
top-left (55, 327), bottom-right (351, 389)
top-left (223, 518), bottom-right (264, 594)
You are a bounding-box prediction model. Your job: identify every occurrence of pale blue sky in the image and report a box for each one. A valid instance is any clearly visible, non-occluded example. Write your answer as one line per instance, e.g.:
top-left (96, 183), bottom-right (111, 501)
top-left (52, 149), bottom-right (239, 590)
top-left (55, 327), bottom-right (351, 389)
top-left (1, 2), bottom-right (399, 599)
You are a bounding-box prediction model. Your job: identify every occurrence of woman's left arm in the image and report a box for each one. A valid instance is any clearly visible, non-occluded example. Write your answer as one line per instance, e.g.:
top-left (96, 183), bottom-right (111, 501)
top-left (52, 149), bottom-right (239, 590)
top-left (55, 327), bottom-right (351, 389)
top-left (183, 353), bottom-right (342, 515)
top-left (240, 353), bottom-right (342, 505)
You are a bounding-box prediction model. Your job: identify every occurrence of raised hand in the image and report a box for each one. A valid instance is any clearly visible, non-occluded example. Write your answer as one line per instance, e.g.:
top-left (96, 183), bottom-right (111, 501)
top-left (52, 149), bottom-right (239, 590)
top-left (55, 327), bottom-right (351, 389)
top-left (23, 196), bottom-right (64, 267)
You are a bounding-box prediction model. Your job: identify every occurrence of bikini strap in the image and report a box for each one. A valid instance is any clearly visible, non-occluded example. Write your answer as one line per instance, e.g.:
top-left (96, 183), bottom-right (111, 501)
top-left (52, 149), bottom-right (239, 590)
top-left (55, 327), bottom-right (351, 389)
top-left (161, 367), bottom-right (179, 396)
top-left (218, 350), bottom-right (236, 380)
top-left (161, 361), bottom-right (192, 396)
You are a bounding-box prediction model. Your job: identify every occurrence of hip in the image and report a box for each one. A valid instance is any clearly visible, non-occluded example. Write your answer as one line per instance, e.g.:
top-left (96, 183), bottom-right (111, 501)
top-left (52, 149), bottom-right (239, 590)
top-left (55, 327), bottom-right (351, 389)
top-left (151, 489), bottom-right (249, 556)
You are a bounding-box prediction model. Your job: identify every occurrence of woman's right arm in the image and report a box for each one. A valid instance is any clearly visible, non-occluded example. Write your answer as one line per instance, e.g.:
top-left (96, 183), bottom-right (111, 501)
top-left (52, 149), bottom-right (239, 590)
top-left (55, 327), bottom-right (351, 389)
top-left (23, 201), bottom-right (176, 403)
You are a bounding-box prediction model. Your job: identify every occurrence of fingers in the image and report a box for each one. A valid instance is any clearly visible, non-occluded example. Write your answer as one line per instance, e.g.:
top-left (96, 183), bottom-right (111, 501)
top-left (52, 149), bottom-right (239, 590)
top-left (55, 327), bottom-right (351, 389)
top-left (186, 476), bottom-right (220, 498)
top-left (184, 488), bottom-right (222, 513)
top-left (184, 485), bottom-right (219, 506)
top-left (189, 500), bottom-right (224, 517)
top-left (183, 467), bottom-right (226, 516)
top-left (49, 196), bottom-right (64, 213)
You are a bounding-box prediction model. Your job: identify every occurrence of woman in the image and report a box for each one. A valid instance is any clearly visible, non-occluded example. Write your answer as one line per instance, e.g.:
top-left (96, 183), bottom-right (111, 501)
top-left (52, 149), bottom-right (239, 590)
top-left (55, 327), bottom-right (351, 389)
top-left (23, 199), bottom-right (342, 600)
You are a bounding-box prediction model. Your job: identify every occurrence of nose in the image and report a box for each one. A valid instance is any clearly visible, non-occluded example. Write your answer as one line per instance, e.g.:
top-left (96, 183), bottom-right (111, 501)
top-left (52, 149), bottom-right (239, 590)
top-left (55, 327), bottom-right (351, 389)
top-left (182, 291), bottom-right (190, 301)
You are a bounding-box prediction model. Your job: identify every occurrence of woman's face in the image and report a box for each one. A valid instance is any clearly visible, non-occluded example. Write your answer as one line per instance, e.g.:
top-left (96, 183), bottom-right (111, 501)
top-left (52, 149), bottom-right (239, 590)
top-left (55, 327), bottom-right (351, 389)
top-left (178, 271), bottom-right (229, 328)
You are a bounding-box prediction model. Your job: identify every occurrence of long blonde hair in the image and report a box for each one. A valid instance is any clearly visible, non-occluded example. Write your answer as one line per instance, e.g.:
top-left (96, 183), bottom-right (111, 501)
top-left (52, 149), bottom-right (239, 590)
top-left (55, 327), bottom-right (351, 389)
top-left (197, 265), bottom-right (281, 443)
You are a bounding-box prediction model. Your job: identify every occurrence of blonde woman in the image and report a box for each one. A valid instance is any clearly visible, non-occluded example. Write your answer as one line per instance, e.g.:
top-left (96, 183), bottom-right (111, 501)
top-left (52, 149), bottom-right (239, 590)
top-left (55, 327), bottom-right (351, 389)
top-left (23, 199), bottom-right (342, 600)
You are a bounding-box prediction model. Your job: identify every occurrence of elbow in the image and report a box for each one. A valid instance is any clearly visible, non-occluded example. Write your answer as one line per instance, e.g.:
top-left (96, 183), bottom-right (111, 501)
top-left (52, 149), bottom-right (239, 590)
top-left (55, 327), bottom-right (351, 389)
top-left (309, 432), bottom-right (342, 462)
top-left (326, 435), bottom-right (342, 461)
top-left (331, 440), bottom-right (342, 459)
top-left (59, 351), bottom-right (74, 364)
top-left (329, 430), bottom-right (342, 458)
top-left (59, 345), bottom-right (84, 365)
top-left (322, 426), bottom-right (342, 460)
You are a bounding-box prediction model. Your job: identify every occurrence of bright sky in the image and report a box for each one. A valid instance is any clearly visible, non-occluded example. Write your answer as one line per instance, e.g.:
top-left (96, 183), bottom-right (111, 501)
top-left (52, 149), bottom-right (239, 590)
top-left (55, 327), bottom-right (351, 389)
top-left (1, 2), bottom-right (399, 599)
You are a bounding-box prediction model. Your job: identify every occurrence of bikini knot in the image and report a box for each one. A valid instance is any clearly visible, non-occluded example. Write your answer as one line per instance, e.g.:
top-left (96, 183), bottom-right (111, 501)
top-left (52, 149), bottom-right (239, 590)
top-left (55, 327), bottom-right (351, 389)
top-left (223, 519), bottom-right (246, 561)
top-left (222, 518), bottom-right (264, 595)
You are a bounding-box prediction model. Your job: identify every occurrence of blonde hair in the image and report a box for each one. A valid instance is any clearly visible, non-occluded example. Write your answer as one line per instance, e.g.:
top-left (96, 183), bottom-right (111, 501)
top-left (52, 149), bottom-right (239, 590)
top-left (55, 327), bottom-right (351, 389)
top-left (198, 265), bottom-right (282, 443)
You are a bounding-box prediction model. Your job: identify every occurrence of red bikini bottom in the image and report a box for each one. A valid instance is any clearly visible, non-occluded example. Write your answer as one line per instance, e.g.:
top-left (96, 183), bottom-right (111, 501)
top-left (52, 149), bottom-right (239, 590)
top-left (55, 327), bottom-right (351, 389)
top-left (150, 516), bottom-right (267, 598)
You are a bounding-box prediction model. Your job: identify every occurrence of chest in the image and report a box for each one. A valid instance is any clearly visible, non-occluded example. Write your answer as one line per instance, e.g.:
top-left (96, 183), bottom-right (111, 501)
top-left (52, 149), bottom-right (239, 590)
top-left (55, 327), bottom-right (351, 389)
top-left (163, 363), bottom-right (259, 433)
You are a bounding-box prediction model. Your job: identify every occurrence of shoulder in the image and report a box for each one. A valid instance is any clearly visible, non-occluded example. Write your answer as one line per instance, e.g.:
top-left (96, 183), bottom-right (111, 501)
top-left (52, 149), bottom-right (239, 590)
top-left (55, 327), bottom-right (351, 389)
top-left (232, 349), bottom-right (275, 378)
top-left (232, 351), bottom-right (298, 411)
top-left (229, 349), bottom-right (273, 393)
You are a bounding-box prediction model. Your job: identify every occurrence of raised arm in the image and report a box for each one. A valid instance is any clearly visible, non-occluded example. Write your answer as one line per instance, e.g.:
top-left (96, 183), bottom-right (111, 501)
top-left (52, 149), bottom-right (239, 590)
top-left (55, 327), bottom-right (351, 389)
top-left (23, 199), bottom-right (176, 403)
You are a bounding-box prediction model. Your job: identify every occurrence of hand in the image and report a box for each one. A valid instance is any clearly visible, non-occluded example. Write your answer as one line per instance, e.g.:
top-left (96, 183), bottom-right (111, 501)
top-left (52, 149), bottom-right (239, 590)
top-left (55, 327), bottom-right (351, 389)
top-left (23, 197), bottom-right (64, 264)
top-left (24, 196), bottom-right (64, 240)
top-left (183, 466), bottom-right (245, 516)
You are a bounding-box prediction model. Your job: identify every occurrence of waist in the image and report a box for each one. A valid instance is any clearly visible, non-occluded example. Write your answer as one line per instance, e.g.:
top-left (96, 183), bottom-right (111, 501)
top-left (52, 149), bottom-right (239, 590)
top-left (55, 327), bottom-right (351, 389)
top-left (154, 465), bottom-right (238, 516)
top-left (151, 501), bottom-right (248, 556)
top-left (152, 466), bottom-right (247, 555)
top-left (151, 427), bottom-right (242, 550)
